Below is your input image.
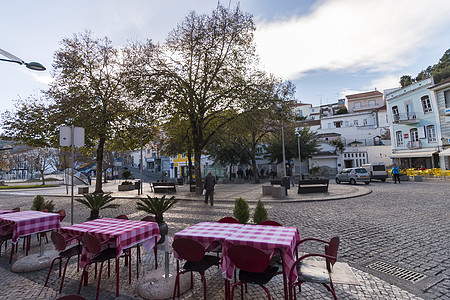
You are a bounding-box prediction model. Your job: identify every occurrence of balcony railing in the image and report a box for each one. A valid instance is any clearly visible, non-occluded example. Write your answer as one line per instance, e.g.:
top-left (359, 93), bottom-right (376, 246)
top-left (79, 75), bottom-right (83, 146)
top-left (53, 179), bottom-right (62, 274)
top-left (393, 113), bottom-right (419, 124)
top-left (407, 140), bottom-right (422, 149)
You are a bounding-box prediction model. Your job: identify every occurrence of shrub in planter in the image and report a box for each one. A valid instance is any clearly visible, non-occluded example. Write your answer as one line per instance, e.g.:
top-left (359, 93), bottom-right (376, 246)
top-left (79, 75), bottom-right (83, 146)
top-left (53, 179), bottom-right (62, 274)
top-left (136, 195), bottom-right (178, 244)
top-left (253, 200), bottom-right (268, 224)
top-left (75, 193), bottom-right (120, 220)
top-left (31, 195), bottom-right (55, 212)
top-left (233, 197), bottom-right (249, 224)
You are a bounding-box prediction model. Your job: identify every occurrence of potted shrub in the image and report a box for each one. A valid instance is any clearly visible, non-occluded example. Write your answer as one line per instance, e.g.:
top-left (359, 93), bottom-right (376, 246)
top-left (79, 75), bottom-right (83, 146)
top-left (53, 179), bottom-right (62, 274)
top-left (31, 195), bottom-right (55, 212)
top-left (136, 195), bottom-right (178, 244)
top-left (253, 200), bottom-right (268, 224)
top-left (119, 169), bottom-right (134, 191)
top-left (75, 193), bottom-right (120, 220)
top-left (233, 197), bottom-right (249, 224)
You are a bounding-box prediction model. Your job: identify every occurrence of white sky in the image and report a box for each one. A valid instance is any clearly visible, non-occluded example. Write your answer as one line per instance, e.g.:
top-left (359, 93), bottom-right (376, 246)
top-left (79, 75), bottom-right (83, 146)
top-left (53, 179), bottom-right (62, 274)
top-left (1, 0), bottom-right (449, 113)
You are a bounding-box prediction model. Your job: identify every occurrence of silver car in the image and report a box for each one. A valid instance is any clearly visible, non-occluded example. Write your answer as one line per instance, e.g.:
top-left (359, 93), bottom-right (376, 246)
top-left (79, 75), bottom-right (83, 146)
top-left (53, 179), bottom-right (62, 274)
top-left (335, 168), bottom-right (370, 185)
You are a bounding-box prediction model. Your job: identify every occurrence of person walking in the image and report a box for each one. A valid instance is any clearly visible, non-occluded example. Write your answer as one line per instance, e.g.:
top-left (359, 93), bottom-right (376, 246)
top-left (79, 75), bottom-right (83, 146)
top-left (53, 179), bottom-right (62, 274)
top-left (204, 170), bottom-right (216, 206)
top-left (286, 164), bottom-right (295, 187)
top-left (392, 163), bottom-right (401, 184)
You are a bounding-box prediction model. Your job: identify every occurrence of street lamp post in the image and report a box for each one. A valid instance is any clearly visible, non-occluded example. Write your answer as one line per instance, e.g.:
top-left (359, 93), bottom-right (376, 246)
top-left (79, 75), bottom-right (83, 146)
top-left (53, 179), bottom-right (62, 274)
top-left (296, 132), bottom-right (301, 182)
top-left (276, 105), bottom-right (287, 176)
top-left (0, 48), bottom-right (46, 71)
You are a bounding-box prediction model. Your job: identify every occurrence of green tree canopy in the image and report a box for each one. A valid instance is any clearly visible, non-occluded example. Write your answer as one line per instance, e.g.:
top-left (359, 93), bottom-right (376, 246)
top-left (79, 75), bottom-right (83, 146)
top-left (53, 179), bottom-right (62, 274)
top-left (125, 5), bottom-right (276, 192)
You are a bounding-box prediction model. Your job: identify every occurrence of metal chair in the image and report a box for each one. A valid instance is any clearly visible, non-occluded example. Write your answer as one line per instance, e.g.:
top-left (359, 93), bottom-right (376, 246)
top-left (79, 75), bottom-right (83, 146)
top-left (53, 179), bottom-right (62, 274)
top-left (77, 233), bottom-right (131, 300)
top-left (218, 217), bottom-right (240, 224)
top-left (258, 220), bottom-right (282, 226)
top-left (290, 237), bottom-right (340, 300)
top-left (45, 231), bottom-right (82, 293)
top-left (172, 238), bottom-right (220, 300)
top-left (115, 214), bottom-right (129, 220)
top-left (226, 245), bottom-right (279, 300)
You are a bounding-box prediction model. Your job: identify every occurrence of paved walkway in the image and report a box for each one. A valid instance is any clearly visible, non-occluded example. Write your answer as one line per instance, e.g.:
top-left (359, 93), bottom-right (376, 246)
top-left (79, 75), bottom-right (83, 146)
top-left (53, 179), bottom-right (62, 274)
top-left (0, 178), bottom-right (447, 299)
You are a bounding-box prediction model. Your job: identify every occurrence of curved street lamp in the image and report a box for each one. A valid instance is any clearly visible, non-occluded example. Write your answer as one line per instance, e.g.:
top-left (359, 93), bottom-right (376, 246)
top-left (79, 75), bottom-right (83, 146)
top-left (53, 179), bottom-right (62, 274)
top-left (0, 48), bottom-right (46, 71)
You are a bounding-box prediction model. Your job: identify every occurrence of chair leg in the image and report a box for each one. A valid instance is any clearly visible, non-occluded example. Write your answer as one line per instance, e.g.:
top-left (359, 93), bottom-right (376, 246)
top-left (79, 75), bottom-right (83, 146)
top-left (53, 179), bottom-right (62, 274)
top-left (9, 243), bottom-right (15, 264)
top-left (95, 262), bottom-right (104, 300)
top-left (116, 258), bottom-right (120, 297)
top-left (59, 257), bottom-right (72, 294)
top-left (44, 257), bottom-right (61, 287)
top-left (78, 266), bottom-right (89, 294)
top-left (128, 251), bottom-right (132, 284)
top-left (200, 272), bottom-right (207, 300)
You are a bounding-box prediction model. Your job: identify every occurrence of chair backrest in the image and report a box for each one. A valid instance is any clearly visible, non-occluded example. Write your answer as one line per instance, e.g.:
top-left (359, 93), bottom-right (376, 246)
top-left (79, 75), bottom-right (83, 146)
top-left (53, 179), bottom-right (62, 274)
top-left (218, 217), bottom-right (240, 224)
top-left (42, 209), bottom-right (49, 213)
top-left (81, 233), bottom-right (102, 255)
top-left (227, 245), bottom-right (270, 273)
top-left (116, 214), bottom-right (129, 220)
top-left (50, 231), bottom-right (67, 252)
top-left (258, 220), bottom-right (282, 226)
top-left (325, 236), bottom-right (340, 272)
top-left (12, 207), bottom-right (20, 212)
top-left (172, 238), bottom-right (205, 262)
top-left (141, 215), bottom-right (157, 222)
top-left (57, 209), bottom-right (66, 222)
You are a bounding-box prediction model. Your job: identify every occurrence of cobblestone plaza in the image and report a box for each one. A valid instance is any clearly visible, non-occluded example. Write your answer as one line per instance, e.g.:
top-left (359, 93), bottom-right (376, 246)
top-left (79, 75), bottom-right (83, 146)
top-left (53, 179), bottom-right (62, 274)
top-left (0, 179), bottom-right (448, 299)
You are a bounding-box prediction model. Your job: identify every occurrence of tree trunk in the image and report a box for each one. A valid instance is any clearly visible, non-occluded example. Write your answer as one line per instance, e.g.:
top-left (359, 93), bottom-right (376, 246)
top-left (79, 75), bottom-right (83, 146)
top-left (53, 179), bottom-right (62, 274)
top-left (194, 146), bottom-right (202, 195)
top-left (251, 157), bottom-right (260, 183)
top-left (95, 137), bottom-right (106, 193)
top-left (40, 170), bottom-right (46, 185)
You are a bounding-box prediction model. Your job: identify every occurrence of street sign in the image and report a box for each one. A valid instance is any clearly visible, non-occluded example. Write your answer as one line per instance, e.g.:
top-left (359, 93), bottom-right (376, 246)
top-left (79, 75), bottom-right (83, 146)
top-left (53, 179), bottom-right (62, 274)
top-left (290, 159), bottom-right (294, 165)
top-left (60, 126), bottom-right (85, 147)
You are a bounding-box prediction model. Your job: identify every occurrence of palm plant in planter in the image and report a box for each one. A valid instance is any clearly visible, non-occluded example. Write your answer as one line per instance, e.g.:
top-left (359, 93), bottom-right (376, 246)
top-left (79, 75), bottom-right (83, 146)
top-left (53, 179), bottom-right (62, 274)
top-left (136, 195), bottom-right (178, 244)
top-left (75, 193), bottom-right (120, 220)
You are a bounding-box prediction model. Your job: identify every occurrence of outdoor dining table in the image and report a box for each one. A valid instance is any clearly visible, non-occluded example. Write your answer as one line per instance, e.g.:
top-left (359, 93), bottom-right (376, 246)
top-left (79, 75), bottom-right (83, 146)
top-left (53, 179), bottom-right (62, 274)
top-left (172, 221), bottom-right (245, 259)
top-left (60, 217), bottom-right (161, 269)
top-left (0, 210), bottom-right (61, 262)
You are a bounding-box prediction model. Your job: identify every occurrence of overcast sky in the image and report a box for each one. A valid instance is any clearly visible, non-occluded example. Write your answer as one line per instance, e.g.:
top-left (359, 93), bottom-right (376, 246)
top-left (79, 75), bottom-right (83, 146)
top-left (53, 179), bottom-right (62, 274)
top-left (1, 0), bottom-right (450, 114)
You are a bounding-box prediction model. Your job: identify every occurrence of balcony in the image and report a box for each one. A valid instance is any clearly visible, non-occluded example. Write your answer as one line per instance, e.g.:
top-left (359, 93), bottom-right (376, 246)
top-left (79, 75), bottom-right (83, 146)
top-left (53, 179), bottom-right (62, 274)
top-left (407, 140), bottom-right (422, 149)
top-left (393, 113), bottom-right (419, 124)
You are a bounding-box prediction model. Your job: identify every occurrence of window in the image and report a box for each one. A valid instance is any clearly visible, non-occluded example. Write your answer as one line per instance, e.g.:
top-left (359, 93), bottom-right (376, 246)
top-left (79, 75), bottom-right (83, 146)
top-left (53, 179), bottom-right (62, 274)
top-left (406, 102), bottom-right (415, 119)
top-left (426, 125), bottom-right (436, 143)
top-left (363, 119), bottom-right (368, 126)
top-left (353, 120), bottom-right (359, 126)
top-left (328, 123), bottom-right (331, 129)
top-left (345, 121), bottom-right (349, 127)
top-left (392, 106), bottom-right (399, 122)
top-left (334, 121), bottom-right (342, 128)
top-left (368, 100), bottom-right (376, 107)
top-left (299, 110), bottom-right (303, 117)
top-left (354, 102), bottom-right (361, 109)
top-left (444, 90), bottom-right (450, 108)
top-left (410, 128), bottom-right (419, 142)
top-left (421, 95), bottom-right (432, 113)
top-left (396, 131), bottom-right (404, 147)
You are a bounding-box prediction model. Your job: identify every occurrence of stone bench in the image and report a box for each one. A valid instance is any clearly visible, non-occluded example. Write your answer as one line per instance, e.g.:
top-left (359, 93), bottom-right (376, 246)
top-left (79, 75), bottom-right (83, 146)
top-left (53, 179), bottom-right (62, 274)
top-left (152, 182), bottom-right (177, 193)
top-left (262, 185), bottom-right (273, 195)
top-left (297, 179), bottom-right (329, 194)
top-left (271, 186), bottom-right (286, 198)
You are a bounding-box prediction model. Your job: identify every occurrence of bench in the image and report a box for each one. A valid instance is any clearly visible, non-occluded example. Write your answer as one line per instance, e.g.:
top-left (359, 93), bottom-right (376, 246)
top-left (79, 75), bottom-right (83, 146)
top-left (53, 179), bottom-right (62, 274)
top-left (78, 187), bottom-right (89, 194)
top-left (151, 182), bottom-right (177, 193)
top-left (297, 179), bottom-right (329, 194)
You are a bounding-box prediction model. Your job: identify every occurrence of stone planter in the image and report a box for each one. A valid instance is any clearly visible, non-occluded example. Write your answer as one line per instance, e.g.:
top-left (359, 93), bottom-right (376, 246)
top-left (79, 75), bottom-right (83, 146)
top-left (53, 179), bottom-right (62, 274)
top-left (118, 184), bottom-right (134, 191)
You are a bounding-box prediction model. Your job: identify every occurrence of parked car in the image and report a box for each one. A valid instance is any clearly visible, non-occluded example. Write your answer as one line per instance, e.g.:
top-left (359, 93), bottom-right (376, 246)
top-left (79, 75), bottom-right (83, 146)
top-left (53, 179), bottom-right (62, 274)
top-left (335, 168), bottom-right (370, 185)
top-left (361, 163), bottom-right (388, 182)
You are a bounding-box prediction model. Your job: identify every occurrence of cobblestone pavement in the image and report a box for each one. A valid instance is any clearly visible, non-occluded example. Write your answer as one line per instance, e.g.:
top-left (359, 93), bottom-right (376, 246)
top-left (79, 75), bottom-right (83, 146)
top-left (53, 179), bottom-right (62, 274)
top-left (0, 178), bottom-right (448, 299)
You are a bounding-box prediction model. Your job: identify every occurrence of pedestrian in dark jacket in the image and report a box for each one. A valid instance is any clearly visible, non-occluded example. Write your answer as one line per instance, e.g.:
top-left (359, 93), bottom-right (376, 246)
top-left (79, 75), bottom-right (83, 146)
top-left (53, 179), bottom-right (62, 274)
top-left (204, 171), bottom-right (216, 206)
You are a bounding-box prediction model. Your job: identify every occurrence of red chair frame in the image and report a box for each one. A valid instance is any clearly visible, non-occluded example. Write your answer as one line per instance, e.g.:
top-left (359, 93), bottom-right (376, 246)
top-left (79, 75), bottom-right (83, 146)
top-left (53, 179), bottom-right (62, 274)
top-left (290, 237), bottom-right (340, 300)
top-left (218, 217), bottom-right (240, 224)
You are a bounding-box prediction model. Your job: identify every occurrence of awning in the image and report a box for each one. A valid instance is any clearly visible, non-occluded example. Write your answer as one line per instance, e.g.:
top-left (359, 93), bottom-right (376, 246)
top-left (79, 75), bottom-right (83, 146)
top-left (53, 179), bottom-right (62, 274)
top-left (390, 150), bottom-right (436, 158)
top-left (439, 148), bottom-right (450, 157)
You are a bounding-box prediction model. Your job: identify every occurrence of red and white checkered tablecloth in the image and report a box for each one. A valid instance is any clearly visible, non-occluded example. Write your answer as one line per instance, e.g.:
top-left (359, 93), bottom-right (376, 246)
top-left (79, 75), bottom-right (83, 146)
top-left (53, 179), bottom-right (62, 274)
top-left (222, 224), bottom-right (301, 283)
top-left (173, 222), bottom-right (244, 259)
top-left (60, 218), bottom-right (160, 268)
top-left (0, 211), bottom-right (61, 243)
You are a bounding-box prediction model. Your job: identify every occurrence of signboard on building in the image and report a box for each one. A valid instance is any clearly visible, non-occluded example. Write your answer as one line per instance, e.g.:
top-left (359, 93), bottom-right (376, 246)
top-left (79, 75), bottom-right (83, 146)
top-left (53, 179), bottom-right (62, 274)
top-left (404, 133), bottom-right (409, 139)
